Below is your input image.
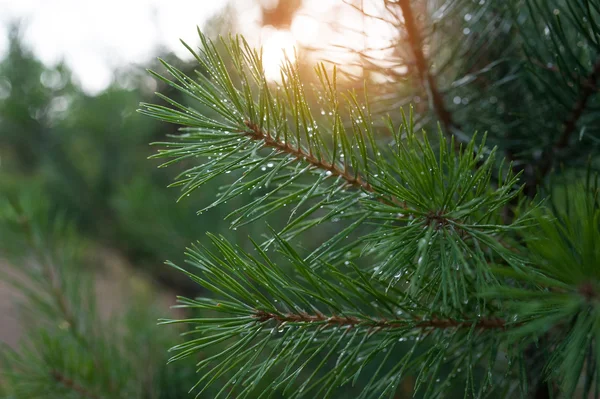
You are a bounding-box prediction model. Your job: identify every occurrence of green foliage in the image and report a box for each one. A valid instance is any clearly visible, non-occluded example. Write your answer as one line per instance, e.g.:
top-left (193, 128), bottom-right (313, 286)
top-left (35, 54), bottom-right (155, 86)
top-left (140, 32), bottom-right (533, 315)
top-left (0, 26), bottom-right (76, 173)
top-left (518, 0), bottom-right (600, 154)
top-left (0, 191), bottom-right (197, 398)
top-left (485, 176), bottom-right (600, 397)
top-left (0, 25), bottom-right (259, 284)
top-left (161, 232), bottom-right (513, 398)
top-left (140, 0), bottom-right (600, 391)
top-left (2, 0), bottom-right (600, 397)
top-left (345, 0), bottom-right (600, 191)
top-left (140, 31), bottom-right (584, 398)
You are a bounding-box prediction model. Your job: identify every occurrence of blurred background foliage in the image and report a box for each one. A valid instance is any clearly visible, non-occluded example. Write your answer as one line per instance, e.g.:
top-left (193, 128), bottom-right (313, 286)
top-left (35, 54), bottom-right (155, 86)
top-left (0, 1), bottom-right (378, 395)
top-left (2, 0), bottom-right (599, 396)
top-left (0, 0), bottom-right (372, 294)
top-left (0, 14), bottom-right (241, 293)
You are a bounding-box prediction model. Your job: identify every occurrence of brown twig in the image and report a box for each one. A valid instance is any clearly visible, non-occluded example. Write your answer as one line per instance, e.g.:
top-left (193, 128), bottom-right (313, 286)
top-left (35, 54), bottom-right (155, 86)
top-left (395, 0), bottom-right (461, 152)
top-left (50, 370), bottom-right (101, 399)
top-left (244, 120), bottom-right (375, 193)
top-left (579, 282), bottom-right (598, 303)
top-left (245, 119), bottom-right (519, 254)
top-left (254, 310), bottom-right (509, 331)
top-left (528, 56), bottom-right (600, 197)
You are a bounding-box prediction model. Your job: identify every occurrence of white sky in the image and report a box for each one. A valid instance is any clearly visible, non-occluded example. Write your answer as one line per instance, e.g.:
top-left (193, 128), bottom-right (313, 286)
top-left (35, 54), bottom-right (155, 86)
top-left (0, 0), bottom-right (399, 93)
top-left (0, 0), bottom-right (231, 93)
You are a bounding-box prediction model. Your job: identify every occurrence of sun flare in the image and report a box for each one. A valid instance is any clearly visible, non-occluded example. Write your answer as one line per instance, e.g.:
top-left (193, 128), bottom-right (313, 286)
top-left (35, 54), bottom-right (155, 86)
top-left (260, 28), bottom-right (297, 81)
top-left (250, 0), bottom-right (400, 82)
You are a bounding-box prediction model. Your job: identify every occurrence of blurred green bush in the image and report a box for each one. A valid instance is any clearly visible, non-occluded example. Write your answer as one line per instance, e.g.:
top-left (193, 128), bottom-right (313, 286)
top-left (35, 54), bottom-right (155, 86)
top-left (0, 14), bottom-right (366, 293)
top-left (0, 25), bottom-right (249, 291)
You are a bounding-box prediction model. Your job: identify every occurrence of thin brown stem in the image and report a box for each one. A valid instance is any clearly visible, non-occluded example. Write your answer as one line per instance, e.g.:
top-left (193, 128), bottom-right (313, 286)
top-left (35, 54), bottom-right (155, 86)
top-left (50, 370), bottom-right (101, 399)
top-left (244, 120), bottom-right (412, 211)
top-left (579, 281), bottom-right (598, 303)
top-left (244, 120), bottom-right (374, 193)
top-left (243, 122), bottom-right (515, 250)
top-left (254, 310), bottom-right (509, 331)
top-left (395, 0), bottom-right (461, 152)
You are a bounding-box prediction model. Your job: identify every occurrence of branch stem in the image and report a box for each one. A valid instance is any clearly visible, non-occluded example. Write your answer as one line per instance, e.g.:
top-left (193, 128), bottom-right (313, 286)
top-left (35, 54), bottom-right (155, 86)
top-left (244, 120), bottom-right (374, 193)
top-left (51, 370), bottom-right (101, 399)
top-left (255, 310), bottom-right (509, 331)
top-left (396, 0), bottom-right (461, 151)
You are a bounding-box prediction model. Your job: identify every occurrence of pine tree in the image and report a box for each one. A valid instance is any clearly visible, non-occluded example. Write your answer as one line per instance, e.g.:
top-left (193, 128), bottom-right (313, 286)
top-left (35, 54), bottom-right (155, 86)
top-left (137, 0), bottom-right (600, 397)
top-left (0, 190), bottom-right (200, 398)
top-left (1, 0), bottom-right (599, 398)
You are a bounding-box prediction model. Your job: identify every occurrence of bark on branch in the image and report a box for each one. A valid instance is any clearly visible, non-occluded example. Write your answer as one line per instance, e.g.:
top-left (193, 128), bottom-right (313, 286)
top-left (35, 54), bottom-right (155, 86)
top-left (396, 0), bottom-right (461, 152)
top-left (255, 309), bottom-right (509, 331)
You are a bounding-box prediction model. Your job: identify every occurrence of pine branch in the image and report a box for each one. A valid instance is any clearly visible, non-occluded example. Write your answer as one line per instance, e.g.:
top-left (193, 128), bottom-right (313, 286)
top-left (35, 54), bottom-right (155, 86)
top-left (143, 34), bottom-right (530, 263)
top-left (143, 31), bottom-right (545, 396)
top-left (5, 203), bottom-right (118, 396)
top-left (395, 0), bottom-right (461, 151)
top-left (133, 4), bottom-right (600, 397)
top-left (50, 370), bottom-right (101, 399)
top-left (243, 120), bottom-right (374, 193)
top-left (145, 34), bottom-right (529, 306)
top-left (530, 56), bottom-right (600, 196)
top-left (18, 212), bottom-right (82, 338)
top-left (160, 230), bottom-right (527, 397)
top-left (254, 310), bottom-right (509, 331)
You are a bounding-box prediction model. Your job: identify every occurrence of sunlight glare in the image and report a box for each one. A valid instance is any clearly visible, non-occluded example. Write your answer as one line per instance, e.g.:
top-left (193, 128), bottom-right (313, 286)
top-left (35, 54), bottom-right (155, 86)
top-left (236, 0), bottom-right (402, 81)
top-left (290, 15), bottom-right (319, 46)
top-left (254, 0), bottom-right (401, 82)
top-left (260, 27), bottom-right (297, 81)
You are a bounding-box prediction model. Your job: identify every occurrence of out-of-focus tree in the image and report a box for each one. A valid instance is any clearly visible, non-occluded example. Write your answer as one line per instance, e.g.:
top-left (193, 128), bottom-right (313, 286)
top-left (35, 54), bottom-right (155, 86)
top-left (0, 18), bottom-right (261, 292)
top-left (259, 0), bottom-right (303, 29)
top-left (0, 24), bottom-right (78, 175)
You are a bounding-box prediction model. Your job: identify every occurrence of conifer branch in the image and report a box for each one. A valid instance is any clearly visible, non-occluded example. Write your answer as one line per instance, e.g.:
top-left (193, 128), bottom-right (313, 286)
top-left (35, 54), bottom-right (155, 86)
top-left (530, 56), bottom-right (600, 195)
top-left (244, 120), bottom-right (374, 193)
top-left (254, 310), bottom-right (509, 331)
top-left (395, 0), bottom-right (461, 151)
top-left (148, 32), bottom-right (538, 396)
top-left (50, 370), bottom-right (101, 399)
top-left (16, 215), bottom-right (70, 316)
top-left (18, 214), bottom-right (82, 338)
top-left (14, 211), bottom-right (117, 395)
top-left (242, 120), bottom-right (414, 211)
